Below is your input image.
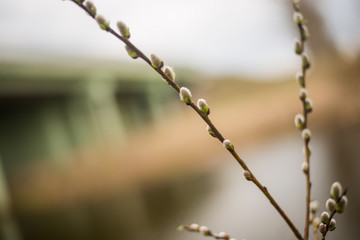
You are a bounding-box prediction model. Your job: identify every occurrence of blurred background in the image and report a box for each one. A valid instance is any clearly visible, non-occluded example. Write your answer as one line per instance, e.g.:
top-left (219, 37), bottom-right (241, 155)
top-left (0, 0), bottom-right (359, 240)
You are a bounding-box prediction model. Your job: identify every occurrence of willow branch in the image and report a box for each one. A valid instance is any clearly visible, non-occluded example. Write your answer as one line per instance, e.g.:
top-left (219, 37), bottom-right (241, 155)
top-left (68, 1), bottom-right (303, 239)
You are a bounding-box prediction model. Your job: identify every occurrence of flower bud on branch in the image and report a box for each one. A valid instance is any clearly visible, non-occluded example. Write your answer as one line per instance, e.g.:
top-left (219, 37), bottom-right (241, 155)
top-left (117, 21), bottom-right (130, 39)
top-left (179, 87), bottom-right (192, 105)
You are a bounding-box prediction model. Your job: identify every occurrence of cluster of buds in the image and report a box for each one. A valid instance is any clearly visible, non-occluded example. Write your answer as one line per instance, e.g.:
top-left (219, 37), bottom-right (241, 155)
top-left (319, 182), bottom-right (348, 236)
top-left (178, 224), bottom-right (237, 240)
top-left (74, 1), bottom-right (109, 31)
top-left (149, 54), bottom-right (177, 84)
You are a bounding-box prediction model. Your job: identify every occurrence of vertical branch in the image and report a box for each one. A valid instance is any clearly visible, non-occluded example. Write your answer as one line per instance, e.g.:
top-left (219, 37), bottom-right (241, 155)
top-left (292, 1), bottom-right (313, 240)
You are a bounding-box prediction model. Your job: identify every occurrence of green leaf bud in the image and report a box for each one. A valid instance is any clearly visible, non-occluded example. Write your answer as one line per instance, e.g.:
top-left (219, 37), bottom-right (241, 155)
top-left (295, 39), bottom-right (303, 54)
top-left (321, 211), bottom-right (330, 224)
top-left (223, 139), bottom-right (234, 151)
top-left (197, 99), bottom-right (210, 115)
top-left (293, 12), bottom-right (304, 25)
top-left (179, 87), bottom-right (192, 105)
top-left (294, 114), bottom-right (305, 130)
top-left (300, 25), bottom-right (310, 41)
top-left (96, 15), bottom-right (109, 31)
top-left (302, 54), bottom-right (311, 69)
top-left (117, 21), bottom-right (130, 39)
top-left (206, 125), bottom-right (217, 138)
top-left (305, 98), bottom-right (313, 113)
top-left (296, 72), bottom-right (305, 87)
top-left (125, 45), bottom-right (138, 59)
top-left (330, 181), bottom-right (342, 200)
top-left (336, 196), bottom-right (348, 213)
top-left (326, 198), bottom-right (336, 212)
top-left (243, 170), bottom-right (252, 181)
top-left (328, 219), bottom-right (336, 231)
top-left (150, 54), bottom-right (164, 69)
top-left (299, 88), bottom-right (307, 100)
top-left (85, 1), bottom-right (97, 17)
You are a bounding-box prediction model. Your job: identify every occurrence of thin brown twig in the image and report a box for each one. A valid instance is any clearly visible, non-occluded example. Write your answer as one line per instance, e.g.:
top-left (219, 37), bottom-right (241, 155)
top-left (293, 1), bottom-right (312, 239)
top-left (68, 1), bottom-right (303, 239)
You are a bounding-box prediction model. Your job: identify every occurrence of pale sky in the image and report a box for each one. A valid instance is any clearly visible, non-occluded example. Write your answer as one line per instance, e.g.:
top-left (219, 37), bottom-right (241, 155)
top-left (0, 0), bottom-right (359, 78)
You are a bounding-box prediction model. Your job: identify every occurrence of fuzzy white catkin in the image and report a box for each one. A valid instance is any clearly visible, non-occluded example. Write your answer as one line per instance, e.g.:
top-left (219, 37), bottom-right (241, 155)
top-left (117, 21), bottom-right (130, 38)
top-left (179, 87), bottom-right (192, 104)
top-left (330, 181), bottom-right (342, 200)
top-left (164, 66), bottom-right (175, 81)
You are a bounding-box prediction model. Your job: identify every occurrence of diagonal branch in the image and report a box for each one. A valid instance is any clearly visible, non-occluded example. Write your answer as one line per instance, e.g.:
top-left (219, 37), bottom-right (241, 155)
top-left (67, 1), bottom-right (303, 239)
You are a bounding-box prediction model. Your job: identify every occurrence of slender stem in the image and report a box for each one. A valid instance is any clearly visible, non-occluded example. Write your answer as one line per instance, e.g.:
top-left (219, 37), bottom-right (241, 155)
top-left (228, 150), bottom-right (303, 239)
top-left (294, 2), bottom-right (312, 239)
top-left (68, 1), bottom-right (303, 239)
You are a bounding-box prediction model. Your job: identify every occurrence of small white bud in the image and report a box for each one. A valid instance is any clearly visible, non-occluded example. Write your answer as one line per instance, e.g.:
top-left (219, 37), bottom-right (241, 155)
top-left (189, 223), bottom-right (200, 231)
top-left (117, 21), bottom-right (130, 39)
top-left (295, 39), bottom-right (303, 54)
top-left (336, 196), bottom-right (348, 213)
top-left (163, 66), bottom-right (175, 82)
top-left (293, 12), bottom-right (304, 25)
top-left (302, 54), bottom-right (311, 69)
top-left (197, 99), bottom-right (210, 115)
top-left (299, 88), bottom-right (307, 100)
top-left (177, 225), bottom-right (185, 231)
top-left (326, 198), bottom-right (336, 212)
top-left (223, 139), bottom-right (234, 151)
top-left (96, 15), bottom-right (109, 31)
top-left (313, 217), bottom-right (321, 228)
top-left (243, 170), bottom-right (252, 181)
top-left (179, 87), bottom-right (192, 105)
top-left (321, 211), bottom-right (330, 224)
top-left (206, 125), bottom-right (216, 138)
top-left (294, 114), bottom-right (305, 130)
top-left (330, 181), bottom-right (342, 200)
top-left (293, 0), bottom-right (300, 11)
top-left (296, 72), bottom-right (305, 87)
top-left (309, 212), bottom-right (315, 223)
top-left (85, 1), bottom-right (97, 16)
top-left (328, 219), bottom-right (336, 231)
top-left (301, 25), bottom-right (310, 41)
top-left (310, 200), bottom-right (319, 213)
top-left (319, 223), bottom-right (326, 234)
top-left (301, 162), bottom-right (309, 174)
top-left (302, 128), bottom-right (311, 141)
top-left (150, 54), bottom-right (164, 69)
top-left (217, 232), bottom-right (230, 239)
top-left (305, 98), bottom-right (313, 112)
top-left (199, 226), bottom-right (211, 236)
top-left (125, 45), bottom-right (138, 59)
